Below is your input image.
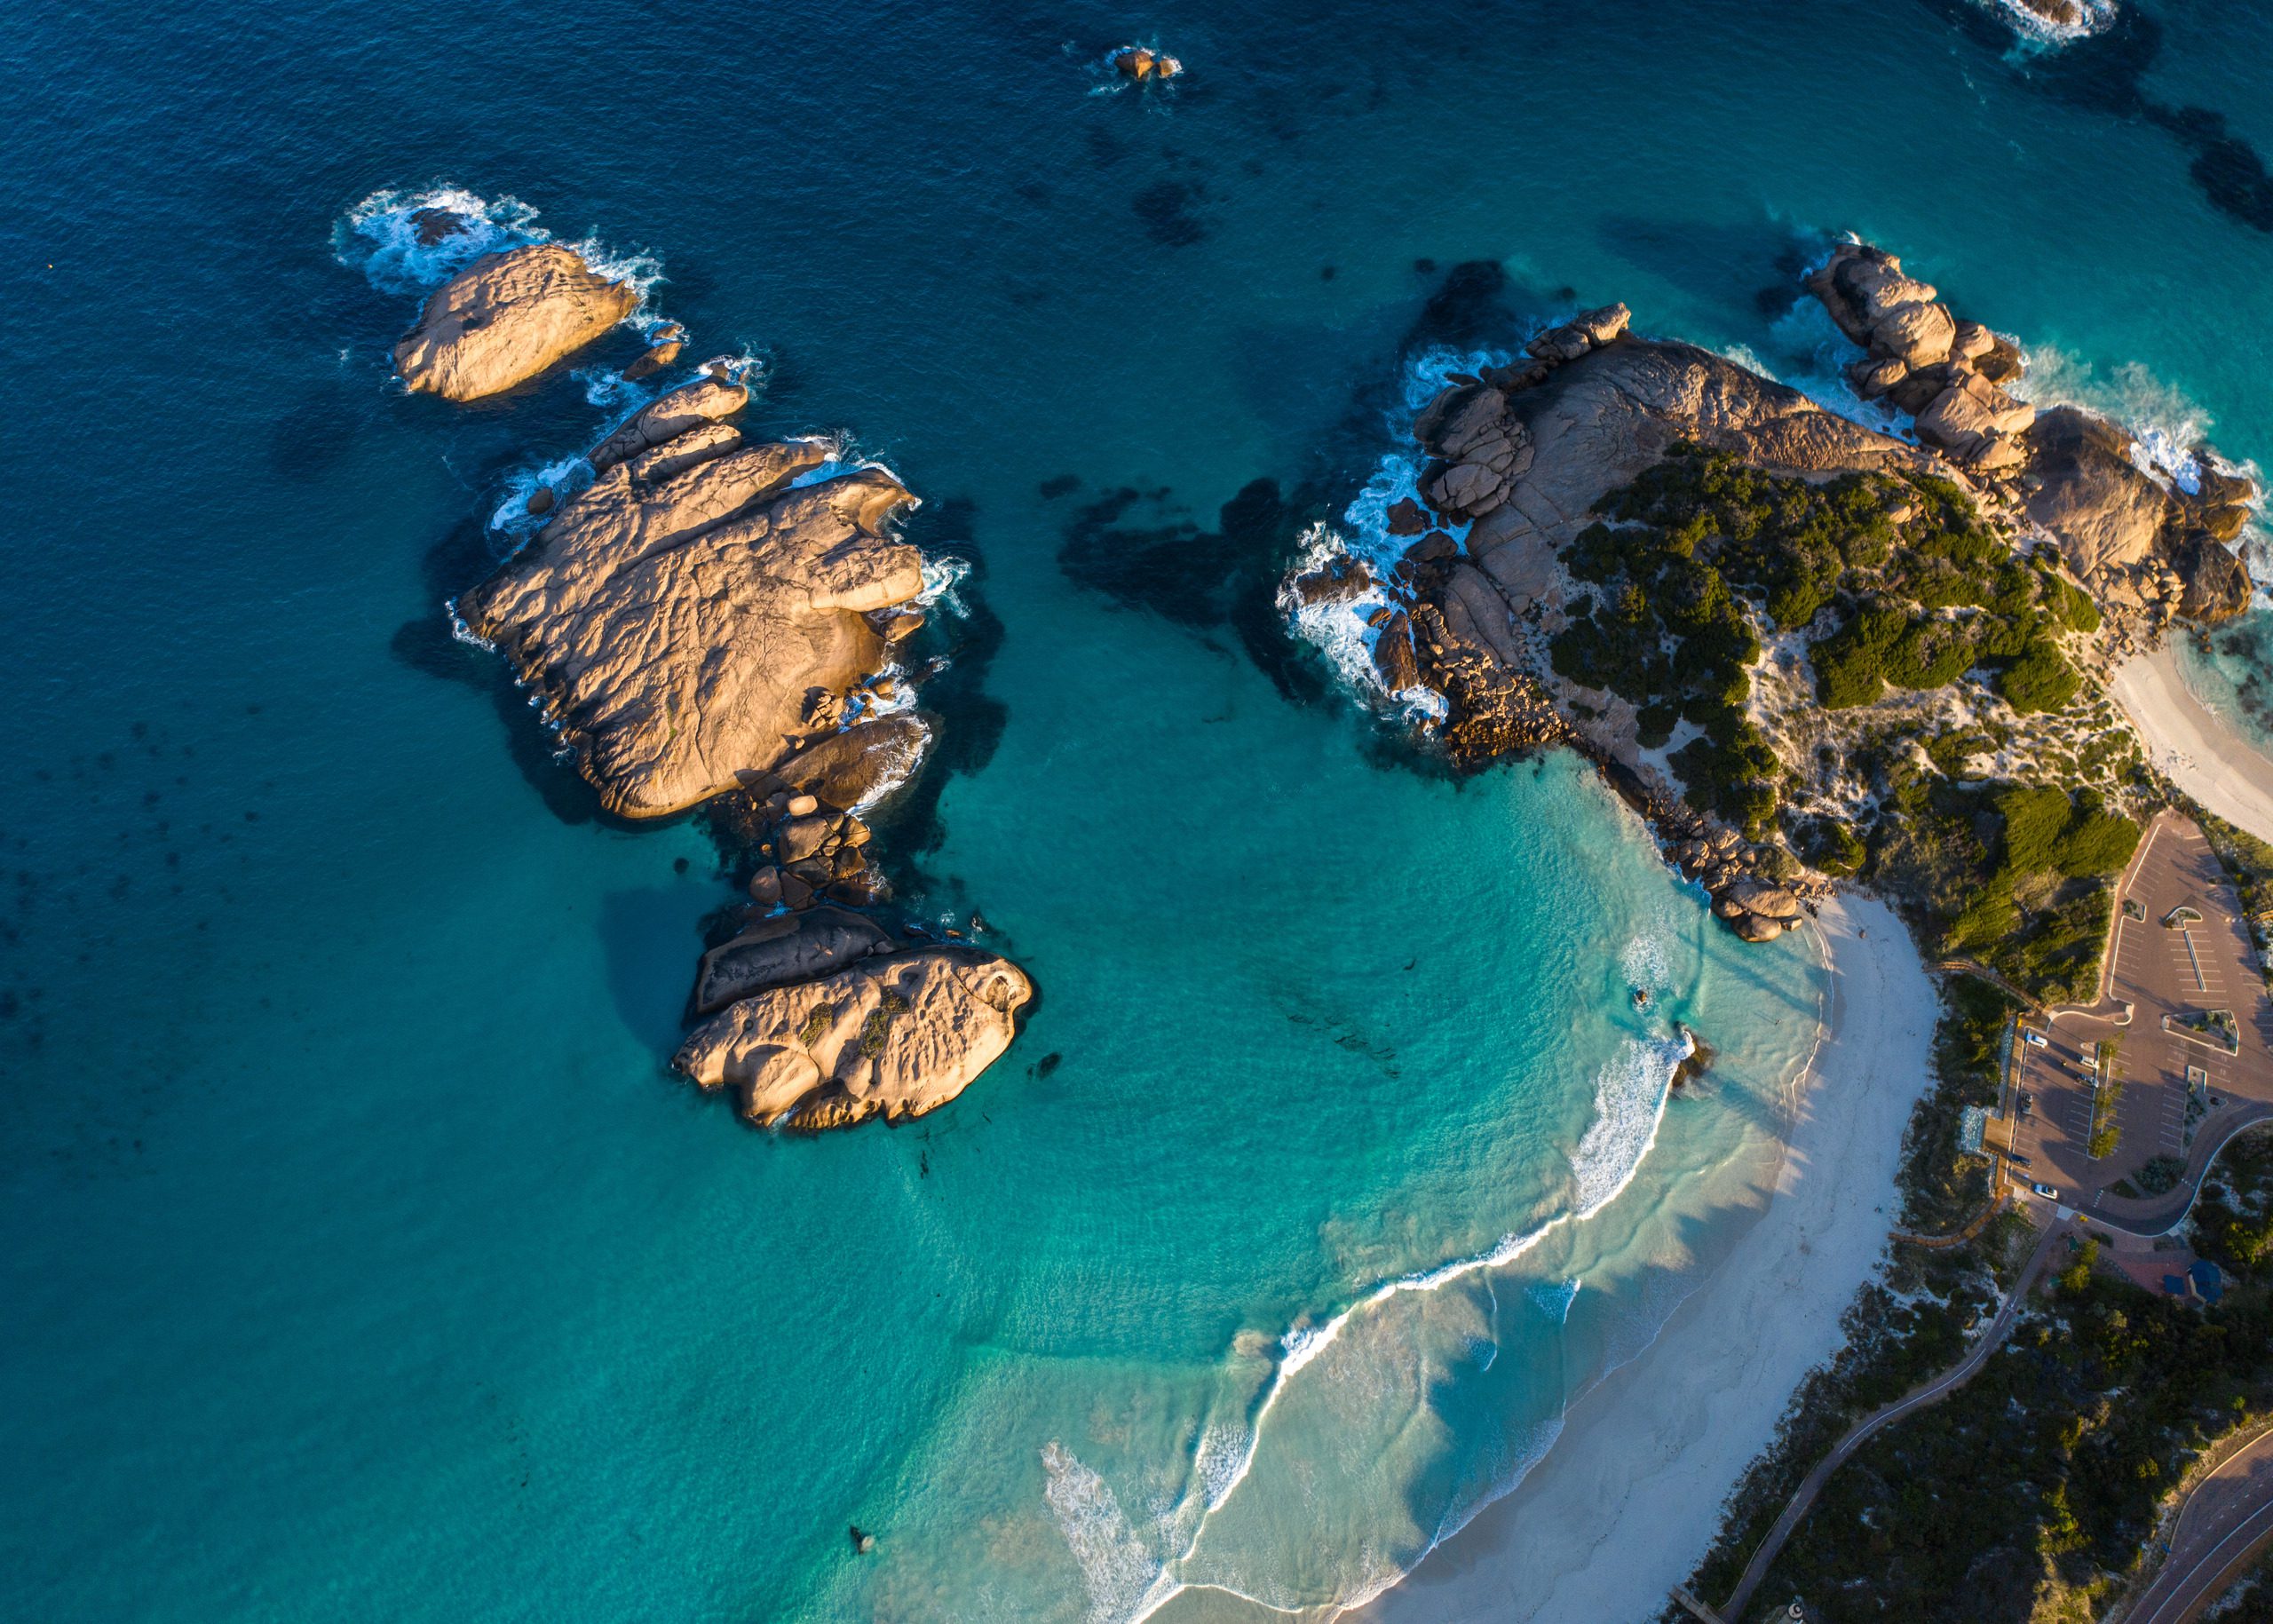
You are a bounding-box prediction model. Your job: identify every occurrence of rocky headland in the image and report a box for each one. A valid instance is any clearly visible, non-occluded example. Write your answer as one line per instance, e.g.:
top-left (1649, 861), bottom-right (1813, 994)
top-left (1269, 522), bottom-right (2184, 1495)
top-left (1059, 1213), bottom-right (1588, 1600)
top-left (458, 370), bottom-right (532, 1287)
top-left (1292, 242), bottom-right (2257, 960)
top-left (373, 229), bottom-right (1031, 1130)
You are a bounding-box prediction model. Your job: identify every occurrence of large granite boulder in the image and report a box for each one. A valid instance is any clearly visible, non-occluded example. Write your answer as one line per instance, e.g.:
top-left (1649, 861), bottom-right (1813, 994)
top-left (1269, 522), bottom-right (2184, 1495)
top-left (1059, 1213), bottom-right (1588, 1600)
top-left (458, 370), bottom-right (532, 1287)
top-left (588, 376), bottom-right (752, 472)
top-left (775, 716), bottom-right (936, 812)
top-left (1457, 338), bottom-right (1913, 576)
top-left (2024, 407), bottom-right (2175, 579)
top-left (690, 906), bottom-right (897, 1018)
top-left (675, 947), bottom-right (1034, 1129)
top-left (2172, 532), bottom-right (2253, 622)
top-left (394, 244), bottom-right (639, 402)
top-left (458, 416), bottom-right (923, 817)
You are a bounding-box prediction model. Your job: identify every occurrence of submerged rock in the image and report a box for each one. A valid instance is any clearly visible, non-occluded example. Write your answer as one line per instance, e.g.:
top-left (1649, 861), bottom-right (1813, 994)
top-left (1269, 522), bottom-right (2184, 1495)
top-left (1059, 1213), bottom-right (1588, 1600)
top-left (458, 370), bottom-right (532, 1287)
top-left (675, 947), bottom-right (1034, 1129)
top-left (457, 411), bottom-right (923, 817)
top-left (394, 243), bottom-right (639, 402)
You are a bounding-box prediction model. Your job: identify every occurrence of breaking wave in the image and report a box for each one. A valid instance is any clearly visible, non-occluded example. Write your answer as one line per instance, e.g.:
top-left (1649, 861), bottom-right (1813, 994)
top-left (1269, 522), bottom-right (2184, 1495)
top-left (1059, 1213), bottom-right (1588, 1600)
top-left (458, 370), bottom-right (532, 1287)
top-left (1089, 1026), bottom-right (1695, 1624)
top-left (1279, 345), bottom-right (1514, 723)
top-left (336, 184), bottom-right (665, 316)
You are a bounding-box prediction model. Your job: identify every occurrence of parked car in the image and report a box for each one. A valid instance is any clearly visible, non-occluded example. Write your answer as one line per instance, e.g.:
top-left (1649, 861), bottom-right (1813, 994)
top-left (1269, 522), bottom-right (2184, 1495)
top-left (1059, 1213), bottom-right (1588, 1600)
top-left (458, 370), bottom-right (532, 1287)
top-left (2032, 1182), bottom-right (2059, 1200)
top-left (2018, 1091), bottom-right (2034, 1117)
top-left (2008, 1151), bottom-right (2031, 1168)
top-left (2024, 1030), bottom-right (2049, 1049)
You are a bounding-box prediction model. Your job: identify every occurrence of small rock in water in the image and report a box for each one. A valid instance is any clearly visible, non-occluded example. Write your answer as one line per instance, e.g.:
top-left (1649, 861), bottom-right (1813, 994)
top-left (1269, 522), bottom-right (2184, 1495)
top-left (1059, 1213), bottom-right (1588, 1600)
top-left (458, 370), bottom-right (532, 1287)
top-left (787, 793), bottom-right (820, 817)
top-left (526, 486), bottom-right (554, 517)
top-left (849, 1525), bottom-right (875, 1555)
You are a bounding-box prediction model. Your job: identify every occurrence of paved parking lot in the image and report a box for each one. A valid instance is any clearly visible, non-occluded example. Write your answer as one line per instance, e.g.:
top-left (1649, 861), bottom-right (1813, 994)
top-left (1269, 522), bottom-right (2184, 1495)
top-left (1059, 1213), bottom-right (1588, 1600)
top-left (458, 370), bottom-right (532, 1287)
top-left (2000, 813), bottom-right (2273, 1231)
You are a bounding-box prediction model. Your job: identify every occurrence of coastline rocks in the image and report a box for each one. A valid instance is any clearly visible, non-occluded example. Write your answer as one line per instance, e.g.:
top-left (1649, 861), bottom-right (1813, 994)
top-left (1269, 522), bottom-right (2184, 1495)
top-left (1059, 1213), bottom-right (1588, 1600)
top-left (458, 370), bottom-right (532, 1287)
top-left (690, 905), bottom-right (896, 1018)
top-left (393, 243), bottom-right (639, 402)
top-left (674, 947), bottom-right (1034, 1129)
top-left (457, 410), bottom-right (923, 818)
top-left (1810, 239), bottom-right (2255, 622)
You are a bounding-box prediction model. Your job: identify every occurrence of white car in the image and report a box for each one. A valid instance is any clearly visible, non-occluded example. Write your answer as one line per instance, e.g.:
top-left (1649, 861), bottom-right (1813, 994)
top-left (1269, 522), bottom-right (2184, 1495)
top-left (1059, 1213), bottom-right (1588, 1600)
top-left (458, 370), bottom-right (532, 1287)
top-left (2031, 1182), bottom-right (2059, 1200)
top-left (2023, 1030), bottom-right (2048, 1048)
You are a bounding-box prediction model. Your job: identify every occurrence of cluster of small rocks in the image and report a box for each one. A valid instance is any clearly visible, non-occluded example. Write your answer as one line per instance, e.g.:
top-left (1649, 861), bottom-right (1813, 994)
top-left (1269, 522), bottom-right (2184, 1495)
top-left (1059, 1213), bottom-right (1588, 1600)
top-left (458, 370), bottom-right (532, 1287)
top-left (1810, 242), bottom-right (2034, 472)
top-left (1668, 828), bottom-right (1809, 942)
top-left (1109, 44), bottom-right (1182, 82)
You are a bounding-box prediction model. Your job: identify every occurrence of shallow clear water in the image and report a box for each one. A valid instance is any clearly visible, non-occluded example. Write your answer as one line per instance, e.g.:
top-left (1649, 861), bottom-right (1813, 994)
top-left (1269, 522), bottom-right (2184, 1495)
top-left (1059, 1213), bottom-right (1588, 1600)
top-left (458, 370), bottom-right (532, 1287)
top-left (8, 1), bottom-right (2273, 1619)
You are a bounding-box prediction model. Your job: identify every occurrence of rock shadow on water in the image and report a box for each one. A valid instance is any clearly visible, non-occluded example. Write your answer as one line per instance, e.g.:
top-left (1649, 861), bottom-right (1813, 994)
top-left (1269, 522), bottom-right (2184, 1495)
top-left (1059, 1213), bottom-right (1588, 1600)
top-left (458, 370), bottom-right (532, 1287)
top-left (1057, 477), bottom-right (1329, 706)
top-left (389, 513), bottom-right (604, 826)
top-left (1595, 216), bottom-right (1826, 324)
top-left (598, 880), bottom-right (728, 1057)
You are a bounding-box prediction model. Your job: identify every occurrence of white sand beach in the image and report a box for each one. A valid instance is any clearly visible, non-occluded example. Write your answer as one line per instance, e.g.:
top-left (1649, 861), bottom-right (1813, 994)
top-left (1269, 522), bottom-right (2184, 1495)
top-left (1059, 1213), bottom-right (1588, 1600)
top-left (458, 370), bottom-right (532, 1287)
top-left (1354, 895), bottom-right (1937, 1624)
top-left (2113, 647), bottom-right (2273, 848)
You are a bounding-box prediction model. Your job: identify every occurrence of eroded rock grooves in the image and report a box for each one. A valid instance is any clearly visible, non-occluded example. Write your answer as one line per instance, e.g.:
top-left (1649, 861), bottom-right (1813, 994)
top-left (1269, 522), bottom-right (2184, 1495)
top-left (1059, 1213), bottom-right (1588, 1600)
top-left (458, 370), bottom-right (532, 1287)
top-left (395, 242), bottom-right (640, 401)
top-left (1293, 248), bottom-right (2257, 942)
top-left (379, 250), bottom-right (1029, 1129)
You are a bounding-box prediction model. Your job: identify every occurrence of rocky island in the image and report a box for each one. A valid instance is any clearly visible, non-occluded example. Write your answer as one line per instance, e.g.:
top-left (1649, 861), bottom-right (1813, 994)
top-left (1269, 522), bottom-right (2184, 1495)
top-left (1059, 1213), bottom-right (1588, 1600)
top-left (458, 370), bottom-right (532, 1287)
top-left (394, 240), bottom-right (641, 401)
top-left (1294, 239), bottom-right (2256, 977)
top-left (376, 233), bottom-right (1032, 1131)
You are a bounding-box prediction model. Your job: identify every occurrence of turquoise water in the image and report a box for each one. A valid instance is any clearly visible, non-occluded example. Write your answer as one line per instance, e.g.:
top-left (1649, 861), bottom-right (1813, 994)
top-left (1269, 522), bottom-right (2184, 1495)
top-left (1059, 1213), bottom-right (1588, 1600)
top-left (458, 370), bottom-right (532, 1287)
top-left (9, 1), bottom-right (2273, 1618)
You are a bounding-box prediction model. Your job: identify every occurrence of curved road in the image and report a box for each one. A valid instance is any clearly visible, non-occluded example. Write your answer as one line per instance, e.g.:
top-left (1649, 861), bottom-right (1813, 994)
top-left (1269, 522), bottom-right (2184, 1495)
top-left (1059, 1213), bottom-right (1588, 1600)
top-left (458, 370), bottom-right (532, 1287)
top-left (2129, 1427), bottom-right (2273, 1624)
top-left (1717, 1221), bottom-right (2065, 1621)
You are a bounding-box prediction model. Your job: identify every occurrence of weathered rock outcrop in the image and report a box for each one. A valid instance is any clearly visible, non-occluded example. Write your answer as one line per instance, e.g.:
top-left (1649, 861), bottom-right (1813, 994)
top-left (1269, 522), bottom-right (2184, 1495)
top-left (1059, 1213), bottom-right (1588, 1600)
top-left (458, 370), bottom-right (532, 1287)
top-left (1809, 239), bottom-right (2253, 622)
top-left (371, 218), bottom-right (1031, 1132)
top-left (675, 948), bottom-right (1034, 1129)
top-left (690, 905), bottom-right (896, 1018)
top-left (457, 409), bottom-right (924, 818)
top-left (394, 243), bottom-right (639, 402)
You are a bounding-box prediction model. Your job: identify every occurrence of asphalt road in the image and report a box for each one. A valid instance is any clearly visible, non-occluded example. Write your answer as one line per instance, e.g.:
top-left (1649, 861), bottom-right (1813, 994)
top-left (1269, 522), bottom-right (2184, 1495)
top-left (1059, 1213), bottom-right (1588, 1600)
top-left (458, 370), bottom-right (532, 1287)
top-left (2129, 1427), bottom-right (2273, 1624)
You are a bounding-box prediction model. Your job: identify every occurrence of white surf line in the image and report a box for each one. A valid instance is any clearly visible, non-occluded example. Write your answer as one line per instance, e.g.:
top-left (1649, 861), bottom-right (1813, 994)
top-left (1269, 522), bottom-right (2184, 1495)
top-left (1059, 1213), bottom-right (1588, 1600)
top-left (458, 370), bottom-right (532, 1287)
top-left (1127, 1031), bottom-right (1698, 1624)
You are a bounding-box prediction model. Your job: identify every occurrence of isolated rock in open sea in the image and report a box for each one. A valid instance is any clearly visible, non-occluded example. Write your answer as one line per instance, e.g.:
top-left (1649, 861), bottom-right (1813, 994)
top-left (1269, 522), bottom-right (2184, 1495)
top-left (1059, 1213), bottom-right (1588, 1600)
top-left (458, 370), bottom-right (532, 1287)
top-left (675, 947), bottom-right (1034, 1129)
top-left (457, 411), bottom-right (924, 817)
top-left (394, 243), bottom-right (639, 401)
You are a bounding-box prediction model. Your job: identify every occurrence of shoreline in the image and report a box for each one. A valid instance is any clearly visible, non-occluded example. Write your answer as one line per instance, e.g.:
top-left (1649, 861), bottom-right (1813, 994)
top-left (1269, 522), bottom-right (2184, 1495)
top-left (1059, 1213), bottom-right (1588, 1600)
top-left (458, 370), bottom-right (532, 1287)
top-left (1351, 894), bottom-right (1937, 1623)
top-left (2112, 646), bottom-right (2273, 849)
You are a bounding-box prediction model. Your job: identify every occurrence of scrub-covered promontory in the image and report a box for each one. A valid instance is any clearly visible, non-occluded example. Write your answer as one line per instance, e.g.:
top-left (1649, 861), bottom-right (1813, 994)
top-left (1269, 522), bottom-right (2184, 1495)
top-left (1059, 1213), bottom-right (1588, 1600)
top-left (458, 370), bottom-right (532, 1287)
top-left (455, 378), bottom-right (927, 820)
top-left (394, 242), bottom-right (640, 401)
top-left (1293, 242), bottom-right (2255, 986)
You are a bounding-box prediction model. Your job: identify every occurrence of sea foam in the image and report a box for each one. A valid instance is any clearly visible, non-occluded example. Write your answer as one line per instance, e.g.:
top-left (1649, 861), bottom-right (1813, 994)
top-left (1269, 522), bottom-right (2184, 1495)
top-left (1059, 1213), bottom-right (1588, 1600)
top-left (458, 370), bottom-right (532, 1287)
top-left (1279, 345), bottom-right (1511, 723)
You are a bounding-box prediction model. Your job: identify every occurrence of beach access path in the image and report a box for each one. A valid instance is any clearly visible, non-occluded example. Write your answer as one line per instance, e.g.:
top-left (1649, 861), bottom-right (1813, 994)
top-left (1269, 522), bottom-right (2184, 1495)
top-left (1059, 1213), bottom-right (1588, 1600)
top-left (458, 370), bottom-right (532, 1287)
top-left (1353, 896), bottom-right (1938, 1624)
top-left (1712, 1217), bottom-right (2067, 1621)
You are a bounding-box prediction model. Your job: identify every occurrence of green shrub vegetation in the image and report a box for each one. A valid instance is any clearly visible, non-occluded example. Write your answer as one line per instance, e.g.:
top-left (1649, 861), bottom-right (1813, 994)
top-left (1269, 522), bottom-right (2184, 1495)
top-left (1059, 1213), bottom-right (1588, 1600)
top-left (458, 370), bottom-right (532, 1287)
top-left (1552, 446), bottom-right (2094, 839)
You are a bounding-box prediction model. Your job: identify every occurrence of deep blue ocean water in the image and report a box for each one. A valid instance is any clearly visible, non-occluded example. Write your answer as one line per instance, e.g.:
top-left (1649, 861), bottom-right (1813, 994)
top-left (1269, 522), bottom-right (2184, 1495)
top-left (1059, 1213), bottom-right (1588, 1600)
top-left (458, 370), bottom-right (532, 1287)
top-left (8, 2), bottom-right (2273, 1619)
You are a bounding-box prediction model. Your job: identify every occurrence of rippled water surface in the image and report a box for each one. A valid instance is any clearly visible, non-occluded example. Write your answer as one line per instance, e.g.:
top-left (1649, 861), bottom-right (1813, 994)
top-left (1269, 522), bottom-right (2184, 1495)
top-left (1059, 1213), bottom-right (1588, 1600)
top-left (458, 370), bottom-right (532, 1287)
top-left (9, 1), bottom-right (2273, 1618)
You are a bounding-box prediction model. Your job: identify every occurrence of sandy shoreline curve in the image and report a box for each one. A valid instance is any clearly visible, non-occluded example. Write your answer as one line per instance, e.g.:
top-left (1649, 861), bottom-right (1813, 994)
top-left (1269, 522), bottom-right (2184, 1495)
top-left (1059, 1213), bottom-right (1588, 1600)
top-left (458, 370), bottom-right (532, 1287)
top-left (1352, 895), bottom-right (1936, 1624)
top-left (2112, 646), bottom-right (2273, 848)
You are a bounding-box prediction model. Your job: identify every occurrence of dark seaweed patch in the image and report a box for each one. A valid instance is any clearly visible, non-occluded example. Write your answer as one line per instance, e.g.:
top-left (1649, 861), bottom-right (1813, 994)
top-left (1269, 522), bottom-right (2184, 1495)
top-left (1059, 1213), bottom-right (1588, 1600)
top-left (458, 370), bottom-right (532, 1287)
top-left (1037, 474), bottom-right (1081, 500)
top-left (1925, 0), bottom-right (2273, 234)
top-left (1132, 180), bottom-right (1208, 247)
